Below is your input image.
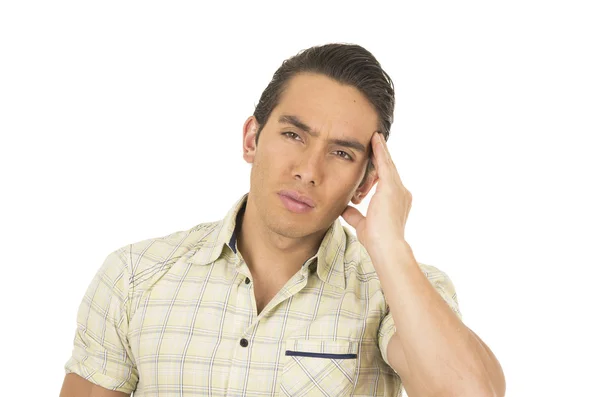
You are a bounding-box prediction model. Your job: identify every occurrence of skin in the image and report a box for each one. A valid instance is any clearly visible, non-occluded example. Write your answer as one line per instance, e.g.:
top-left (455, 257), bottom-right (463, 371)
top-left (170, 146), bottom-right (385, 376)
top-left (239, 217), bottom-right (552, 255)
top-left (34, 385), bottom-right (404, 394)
top-left (346, 132), bottom-right (506, 396)
top-left (60, 373), bottom-right (129, 397)
top-left (60, 71), bottom-right (505, 397)
top-left (238, 72), bottom-right (379, 311)
top-left (240, 71), bottom-right (505, 396)
top-left (59, 71), bottom-right (379, 397)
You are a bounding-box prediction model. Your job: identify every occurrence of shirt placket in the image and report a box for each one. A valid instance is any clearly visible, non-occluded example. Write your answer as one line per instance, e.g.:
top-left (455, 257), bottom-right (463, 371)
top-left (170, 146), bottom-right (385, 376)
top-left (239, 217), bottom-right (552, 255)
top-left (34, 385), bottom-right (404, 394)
top-left (222, 257), bottom-right (257, 395)
top-left (225, 259), bottom-right (311, 396)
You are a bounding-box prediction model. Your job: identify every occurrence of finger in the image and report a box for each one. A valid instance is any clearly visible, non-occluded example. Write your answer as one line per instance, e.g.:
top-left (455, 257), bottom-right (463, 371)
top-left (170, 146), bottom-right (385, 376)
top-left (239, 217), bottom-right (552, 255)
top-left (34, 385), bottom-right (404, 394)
top-left (341, 205), bottom-right (365, 229)
top-left (371, 132), bottom-right (392, 179)
top-left (372, 132), bottom-right (407, 188)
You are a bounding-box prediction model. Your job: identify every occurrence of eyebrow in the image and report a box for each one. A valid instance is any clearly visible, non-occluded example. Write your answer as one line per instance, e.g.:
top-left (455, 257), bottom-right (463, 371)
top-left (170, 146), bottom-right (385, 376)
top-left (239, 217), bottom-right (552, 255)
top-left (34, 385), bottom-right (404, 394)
top-left (278, 114), bottom-right (367, 153)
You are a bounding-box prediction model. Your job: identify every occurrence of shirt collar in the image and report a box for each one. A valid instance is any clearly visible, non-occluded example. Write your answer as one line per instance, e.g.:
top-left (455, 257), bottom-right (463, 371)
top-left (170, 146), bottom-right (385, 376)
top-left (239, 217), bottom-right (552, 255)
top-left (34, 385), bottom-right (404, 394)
top-left (191, 193), bottom-right (347, 290)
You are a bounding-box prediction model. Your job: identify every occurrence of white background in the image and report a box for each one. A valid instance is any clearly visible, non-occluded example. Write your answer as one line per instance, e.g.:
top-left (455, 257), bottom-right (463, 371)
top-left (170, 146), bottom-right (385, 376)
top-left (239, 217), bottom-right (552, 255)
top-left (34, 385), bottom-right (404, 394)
top-left (1, 1), bottom-right (598, 396)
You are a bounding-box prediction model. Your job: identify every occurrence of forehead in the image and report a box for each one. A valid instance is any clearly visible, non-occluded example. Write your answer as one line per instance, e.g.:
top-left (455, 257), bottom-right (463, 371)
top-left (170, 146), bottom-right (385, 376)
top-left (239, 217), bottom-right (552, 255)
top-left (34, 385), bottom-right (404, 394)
top-left (272, 73), bottom-right (379, 140)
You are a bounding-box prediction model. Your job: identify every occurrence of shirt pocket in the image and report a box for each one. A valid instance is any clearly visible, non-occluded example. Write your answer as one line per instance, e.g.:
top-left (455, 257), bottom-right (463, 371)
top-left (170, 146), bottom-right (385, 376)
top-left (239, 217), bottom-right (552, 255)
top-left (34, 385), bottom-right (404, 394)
top-left (280, 339), bottom-right (358, 396)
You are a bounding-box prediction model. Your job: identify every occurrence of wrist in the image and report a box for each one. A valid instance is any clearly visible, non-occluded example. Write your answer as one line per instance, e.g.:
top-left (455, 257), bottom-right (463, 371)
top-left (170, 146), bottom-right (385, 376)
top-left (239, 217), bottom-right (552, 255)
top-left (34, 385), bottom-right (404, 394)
top-left (369, 239), bottom-right (415, 269)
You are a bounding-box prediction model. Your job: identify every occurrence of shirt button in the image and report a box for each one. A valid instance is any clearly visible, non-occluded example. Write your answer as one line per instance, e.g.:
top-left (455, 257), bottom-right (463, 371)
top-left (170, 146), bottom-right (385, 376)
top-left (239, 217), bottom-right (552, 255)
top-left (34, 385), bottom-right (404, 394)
top-left (245, 277), bottom-right (250, 284)
top-left (240, 338), bottom-right (249, 347)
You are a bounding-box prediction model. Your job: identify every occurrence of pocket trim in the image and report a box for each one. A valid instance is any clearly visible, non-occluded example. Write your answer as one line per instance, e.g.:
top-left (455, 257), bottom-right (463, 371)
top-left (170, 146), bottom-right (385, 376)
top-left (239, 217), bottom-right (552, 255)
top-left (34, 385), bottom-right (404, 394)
top-left (285, 350), bottom-right (358, 359)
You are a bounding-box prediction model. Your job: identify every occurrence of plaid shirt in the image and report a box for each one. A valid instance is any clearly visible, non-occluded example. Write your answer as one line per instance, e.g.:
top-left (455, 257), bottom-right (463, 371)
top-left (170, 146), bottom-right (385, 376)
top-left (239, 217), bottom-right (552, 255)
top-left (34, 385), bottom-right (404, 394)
top-left (65, 193), bottom-right (461, 396)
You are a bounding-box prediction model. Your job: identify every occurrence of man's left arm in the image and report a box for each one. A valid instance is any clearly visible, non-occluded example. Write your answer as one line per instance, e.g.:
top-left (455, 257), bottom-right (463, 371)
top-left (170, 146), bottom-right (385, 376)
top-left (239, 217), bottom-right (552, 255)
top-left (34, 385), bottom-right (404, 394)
top-left (342, 132), bottom-right (505, 397)
top-left (377, 243), bottom-right (505, 397)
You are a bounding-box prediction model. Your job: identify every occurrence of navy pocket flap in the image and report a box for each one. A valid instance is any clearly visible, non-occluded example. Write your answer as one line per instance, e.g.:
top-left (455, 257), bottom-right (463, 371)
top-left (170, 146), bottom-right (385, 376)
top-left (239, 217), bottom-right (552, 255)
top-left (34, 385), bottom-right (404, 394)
top-left (285, 350), bottom-right (357, 359)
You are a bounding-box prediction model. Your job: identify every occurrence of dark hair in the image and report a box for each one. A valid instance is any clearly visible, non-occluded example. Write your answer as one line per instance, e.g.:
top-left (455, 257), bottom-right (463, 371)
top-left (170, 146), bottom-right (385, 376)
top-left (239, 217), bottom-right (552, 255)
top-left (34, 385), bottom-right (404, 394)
top-left (253, 43), bottom-right (395, 183)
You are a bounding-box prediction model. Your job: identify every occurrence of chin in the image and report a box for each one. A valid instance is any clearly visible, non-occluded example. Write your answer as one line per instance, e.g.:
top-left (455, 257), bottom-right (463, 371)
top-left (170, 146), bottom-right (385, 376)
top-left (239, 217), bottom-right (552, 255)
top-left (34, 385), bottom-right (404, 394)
top-left (264, 216), bottom-right (312, 239)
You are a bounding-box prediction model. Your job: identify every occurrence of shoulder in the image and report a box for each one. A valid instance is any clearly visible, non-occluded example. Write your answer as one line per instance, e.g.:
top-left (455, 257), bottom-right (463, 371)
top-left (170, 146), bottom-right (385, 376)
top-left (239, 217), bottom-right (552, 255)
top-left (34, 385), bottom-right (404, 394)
top-left (339, 227), bottom-right (462, 318)
top-left (417, 262), bottom-right (454, 284)
top-left (106, 220), bottom-right (222, 291)
top-left (339, 225), bottom-right (455, 287)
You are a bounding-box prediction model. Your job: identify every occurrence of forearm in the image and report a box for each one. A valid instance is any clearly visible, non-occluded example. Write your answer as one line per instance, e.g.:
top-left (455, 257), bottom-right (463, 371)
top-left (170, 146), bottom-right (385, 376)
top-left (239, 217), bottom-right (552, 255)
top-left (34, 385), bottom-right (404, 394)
top-left (374, 243), bottom-right (504, 397)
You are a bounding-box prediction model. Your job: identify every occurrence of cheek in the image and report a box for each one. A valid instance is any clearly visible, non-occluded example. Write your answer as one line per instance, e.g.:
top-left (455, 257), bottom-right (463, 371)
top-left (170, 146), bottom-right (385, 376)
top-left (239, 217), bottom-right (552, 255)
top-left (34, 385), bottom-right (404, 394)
top-left (252, 142), bottom-right (289, 180)
top-left (261, 141), bottom-right (296, 170)
top-left (325, 175), bottom-right (361, 203)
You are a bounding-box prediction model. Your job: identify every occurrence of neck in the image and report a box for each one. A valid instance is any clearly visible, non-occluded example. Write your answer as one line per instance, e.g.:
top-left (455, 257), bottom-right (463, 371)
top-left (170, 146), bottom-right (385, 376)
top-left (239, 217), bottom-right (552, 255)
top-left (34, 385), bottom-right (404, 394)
top-left (236, 193), bottom-right (326, 278)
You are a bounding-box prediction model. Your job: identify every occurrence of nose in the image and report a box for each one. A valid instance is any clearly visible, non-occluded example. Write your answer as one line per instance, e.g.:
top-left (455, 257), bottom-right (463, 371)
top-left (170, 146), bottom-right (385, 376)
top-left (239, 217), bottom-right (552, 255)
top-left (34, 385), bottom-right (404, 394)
top-left (293, 151), bottom-right (324, 186)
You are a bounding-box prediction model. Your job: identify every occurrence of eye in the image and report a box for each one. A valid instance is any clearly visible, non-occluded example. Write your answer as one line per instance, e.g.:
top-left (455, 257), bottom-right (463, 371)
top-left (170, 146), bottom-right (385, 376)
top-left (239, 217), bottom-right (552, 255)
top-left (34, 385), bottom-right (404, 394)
top-left (334, 150), bottom-right (353, 161)
top-left (282, 131), bottom-right (302, 141)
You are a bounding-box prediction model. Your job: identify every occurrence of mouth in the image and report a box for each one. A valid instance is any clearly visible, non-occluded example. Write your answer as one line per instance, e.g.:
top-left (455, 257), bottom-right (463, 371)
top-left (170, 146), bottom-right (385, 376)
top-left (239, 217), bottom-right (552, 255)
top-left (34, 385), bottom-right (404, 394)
top-left (278, 190), bottom-right (315, 214)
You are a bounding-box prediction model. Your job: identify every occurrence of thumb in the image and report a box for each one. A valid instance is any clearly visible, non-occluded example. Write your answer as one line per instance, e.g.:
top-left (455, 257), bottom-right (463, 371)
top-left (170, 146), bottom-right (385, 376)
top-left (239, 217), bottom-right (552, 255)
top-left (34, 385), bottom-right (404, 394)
top-left (341, 205), bottom-right (365, 229)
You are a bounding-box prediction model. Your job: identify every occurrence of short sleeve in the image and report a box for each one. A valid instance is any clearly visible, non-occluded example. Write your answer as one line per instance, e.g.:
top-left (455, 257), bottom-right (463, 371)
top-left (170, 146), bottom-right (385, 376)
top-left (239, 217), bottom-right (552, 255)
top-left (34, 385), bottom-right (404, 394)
top-left (378, 263), bottom-right (462, 367)
top-left (420, 263), bottom-right (462, 321)
top-left (377, 308), bottom-right (397, 367)
top-left (64, 249), bottom-right (139, 393)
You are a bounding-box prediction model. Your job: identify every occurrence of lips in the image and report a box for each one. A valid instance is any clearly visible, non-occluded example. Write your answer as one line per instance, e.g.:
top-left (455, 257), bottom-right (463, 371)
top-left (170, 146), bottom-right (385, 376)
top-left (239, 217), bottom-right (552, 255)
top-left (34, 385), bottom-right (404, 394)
top-left (278, 190), bottom-right (315, 207)
top-left (278, 190), bottom-right (316, 214)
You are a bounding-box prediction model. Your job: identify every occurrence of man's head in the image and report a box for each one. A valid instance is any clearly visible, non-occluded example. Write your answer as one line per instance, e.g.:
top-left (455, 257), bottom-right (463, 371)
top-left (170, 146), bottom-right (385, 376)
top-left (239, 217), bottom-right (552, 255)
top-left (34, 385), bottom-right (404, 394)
top-left (242, 43), bottom-right (395, 240)
top-left (253, 43), bottom-right (395, 181)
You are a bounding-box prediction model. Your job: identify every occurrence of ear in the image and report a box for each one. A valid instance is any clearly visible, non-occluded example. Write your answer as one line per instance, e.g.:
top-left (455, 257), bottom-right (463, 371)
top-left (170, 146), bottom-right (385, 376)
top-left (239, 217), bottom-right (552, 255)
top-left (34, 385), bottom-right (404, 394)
top-left (351, 169), bottom-right (379, 205)
top-left (243, 116), bottom-right (260, 164)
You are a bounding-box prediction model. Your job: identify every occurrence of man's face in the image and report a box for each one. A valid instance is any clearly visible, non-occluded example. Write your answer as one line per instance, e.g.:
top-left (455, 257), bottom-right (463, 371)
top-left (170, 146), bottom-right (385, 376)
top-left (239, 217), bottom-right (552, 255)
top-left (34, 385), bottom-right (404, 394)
top-left (243, 72), bottom-right (379, 240)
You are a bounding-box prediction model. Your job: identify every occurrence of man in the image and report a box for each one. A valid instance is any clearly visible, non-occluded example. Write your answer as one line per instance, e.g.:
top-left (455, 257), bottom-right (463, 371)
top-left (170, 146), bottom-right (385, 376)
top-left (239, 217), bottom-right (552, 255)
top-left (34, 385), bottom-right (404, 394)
top-left (60, 44), bottom-right (505, 396)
